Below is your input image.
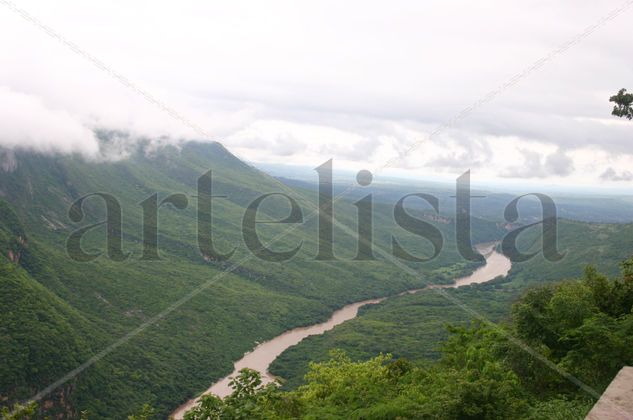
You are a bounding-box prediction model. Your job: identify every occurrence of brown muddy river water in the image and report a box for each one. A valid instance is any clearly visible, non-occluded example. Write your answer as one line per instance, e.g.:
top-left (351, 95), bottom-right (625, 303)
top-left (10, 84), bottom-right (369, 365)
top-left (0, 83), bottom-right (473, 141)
top-left (172, 243), bottom-right (511, 418)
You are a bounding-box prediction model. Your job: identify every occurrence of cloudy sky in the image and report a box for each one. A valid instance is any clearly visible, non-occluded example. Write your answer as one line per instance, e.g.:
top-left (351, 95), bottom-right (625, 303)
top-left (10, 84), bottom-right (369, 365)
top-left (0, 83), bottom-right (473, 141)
top-left (0, 0), bottom-right (631, 188)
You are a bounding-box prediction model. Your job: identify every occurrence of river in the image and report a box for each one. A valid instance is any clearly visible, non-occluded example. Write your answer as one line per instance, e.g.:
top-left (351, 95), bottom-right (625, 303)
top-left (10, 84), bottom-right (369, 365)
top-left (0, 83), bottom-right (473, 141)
top-left (172, 243), bottom-right (511, 418)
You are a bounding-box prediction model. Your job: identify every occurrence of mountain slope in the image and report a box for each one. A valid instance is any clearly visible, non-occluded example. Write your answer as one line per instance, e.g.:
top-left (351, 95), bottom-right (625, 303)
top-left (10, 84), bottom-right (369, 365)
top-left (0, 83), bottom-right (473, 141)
top-left (0, 141), bottom-right (494, 418)
top-left (0, 200), bottom-right (98, 417)
top-left (269, 219), bottom-right (633, 388)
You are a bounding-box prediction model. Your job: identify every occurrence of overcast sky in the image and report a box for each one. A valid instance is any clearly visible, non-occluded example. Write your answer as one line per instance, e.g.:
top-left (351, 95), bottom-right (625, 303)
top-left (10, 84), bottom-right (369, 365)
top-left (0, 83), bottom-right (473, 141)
top-left (0, 1), bottom-right (631, 188)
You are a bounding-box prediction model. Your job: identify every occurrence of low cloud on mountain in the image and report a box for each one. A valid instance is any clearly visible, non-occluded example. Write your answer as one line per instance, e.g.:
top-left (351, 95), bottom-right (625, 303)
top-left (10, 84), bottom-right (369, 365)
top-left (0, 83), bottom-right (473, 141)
top-left (0, 1), bottom-right (631, 185)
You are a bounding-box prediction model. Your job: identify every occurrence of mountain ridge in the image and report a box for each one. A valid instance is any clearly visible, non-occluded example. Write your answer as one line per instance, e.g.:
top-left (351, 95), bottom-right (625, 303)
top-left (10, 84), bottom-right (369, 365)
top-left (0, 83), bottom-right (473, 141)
top-left (1, 140), bottom-right (481, 418)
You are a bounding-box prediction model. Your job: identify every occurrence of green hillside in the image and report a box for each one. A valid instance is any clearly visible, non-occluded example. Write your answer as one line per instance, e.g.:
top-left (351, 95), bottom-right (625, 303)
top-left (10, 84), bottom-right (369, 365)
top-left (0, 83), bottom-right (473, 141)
top-left (0, 201), bottom-right (97, 418)
top-left (183, 255), bottom-right (633, 419)
top-left (0, 141), bottom-right (499, 418)
top-left (269, 219), bottom-right (633, 388)
top-left (185, 251), bottom-right (633, 420)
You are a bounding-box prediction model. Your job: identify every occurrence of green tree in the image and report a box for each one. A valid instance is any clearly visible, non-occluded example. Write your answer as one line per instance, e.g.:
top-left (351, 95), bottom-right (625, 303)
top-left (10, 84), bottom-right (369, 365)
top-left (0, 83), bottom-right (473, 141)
top-left (184, 369), bottom-right (282, 420)
top-left (127, 404), bottom-right (155, 420)
top-left (182, 258), bottom-right (633, 419)
top-left (509, 259), bottom-right (633, 393)
top-left (0, 402), bottom-right (37, 420)
top-left (609, 88), bottom-right (633, 119)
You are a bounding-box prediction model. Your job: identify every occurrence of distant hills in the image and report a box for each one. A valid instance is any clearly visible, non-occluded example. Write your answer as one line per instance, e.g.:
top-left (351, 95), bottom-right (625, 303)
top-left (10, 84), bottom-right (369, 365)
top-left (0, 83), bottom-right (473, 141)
top-left (2, 140), bottom-right (631, 418)
top-left (0, 141), bottom-right (496, 418)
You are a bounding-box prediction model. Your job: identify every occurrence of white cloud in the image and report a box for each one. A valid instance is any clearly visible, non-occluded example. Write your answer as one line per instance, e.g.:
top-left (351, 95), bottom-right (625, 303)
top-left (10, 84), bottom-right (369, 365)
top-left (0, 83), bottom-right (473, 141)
top-left (500, 148), bottom-right (574, 179)
top-left (601, 167), bottom-right (633, 182)
top-left (0, 0), bottom-right (631, 185)
top-left (0, 86), bottom-right (99, 156)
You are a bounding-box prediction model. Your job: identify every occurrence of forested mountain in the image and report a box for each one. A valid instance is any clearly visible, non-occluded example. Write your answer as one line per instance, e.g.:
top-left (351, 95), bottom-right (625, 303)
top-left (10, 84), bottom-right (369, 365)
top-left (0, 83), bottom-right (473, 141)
top-left (269, 219), bottom-right (633, 393)
top-left (184, 259), bottom-right (633, 419)
top-left (0, 140), bottom-right (500, 418)
top-left (2, 139), bottom-right (632, 419)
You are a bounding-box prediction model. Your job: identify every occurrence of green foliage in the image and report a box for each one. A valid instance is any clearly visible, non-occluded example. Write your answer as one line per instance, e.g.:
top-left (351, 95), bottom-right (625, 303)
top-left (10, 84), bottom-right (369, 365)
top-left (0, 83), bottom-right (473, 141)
top-left (524, 397), bottom-right (593, 420)
top-left (0, 259), bottom-right (94, 412)
top-left (0, 144), bottom-right (483, 418)
top-left (255, 259), bottom-right (633, 419)
top-left (270, 218), bottom-right (633, 390)
top-left (0, 402), bottom-right (37, 420)
top-left (510, 262), bottom-right (633, 392)
top-left (4, 141), bottom-right (633, 418)
top-left (269, 284), bottom-right (516, 389)
top-left (610, 88), bottom-right (633, 120)
top-left (184, 369), bottom-right (283, 420)
top-left (127, 403), bottom-right (155, 420)
top-left (186, 340), bottom-right (525, 419)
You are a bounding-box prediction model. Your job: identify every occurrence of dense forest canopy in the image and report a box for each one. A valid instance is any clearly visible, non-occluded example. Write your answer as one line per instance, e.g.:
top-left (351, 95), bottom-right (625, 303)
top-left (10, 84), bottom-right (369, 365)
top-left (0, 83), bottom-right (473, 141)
top-left (181, 259), bottom-right (633, 419)
top-left (0, 145), bottom-right (500, 418)
top-left (2, 91), bottom-right (632, 419)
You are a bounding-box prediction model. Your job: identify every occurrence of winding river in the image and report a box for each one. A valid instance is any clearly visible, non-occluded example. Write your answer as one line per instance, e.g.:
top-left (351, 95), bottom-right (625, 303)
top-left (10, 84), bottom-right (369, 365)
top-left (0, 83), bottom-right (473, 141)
top-left (172, 243), bottom-right (511, 418)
